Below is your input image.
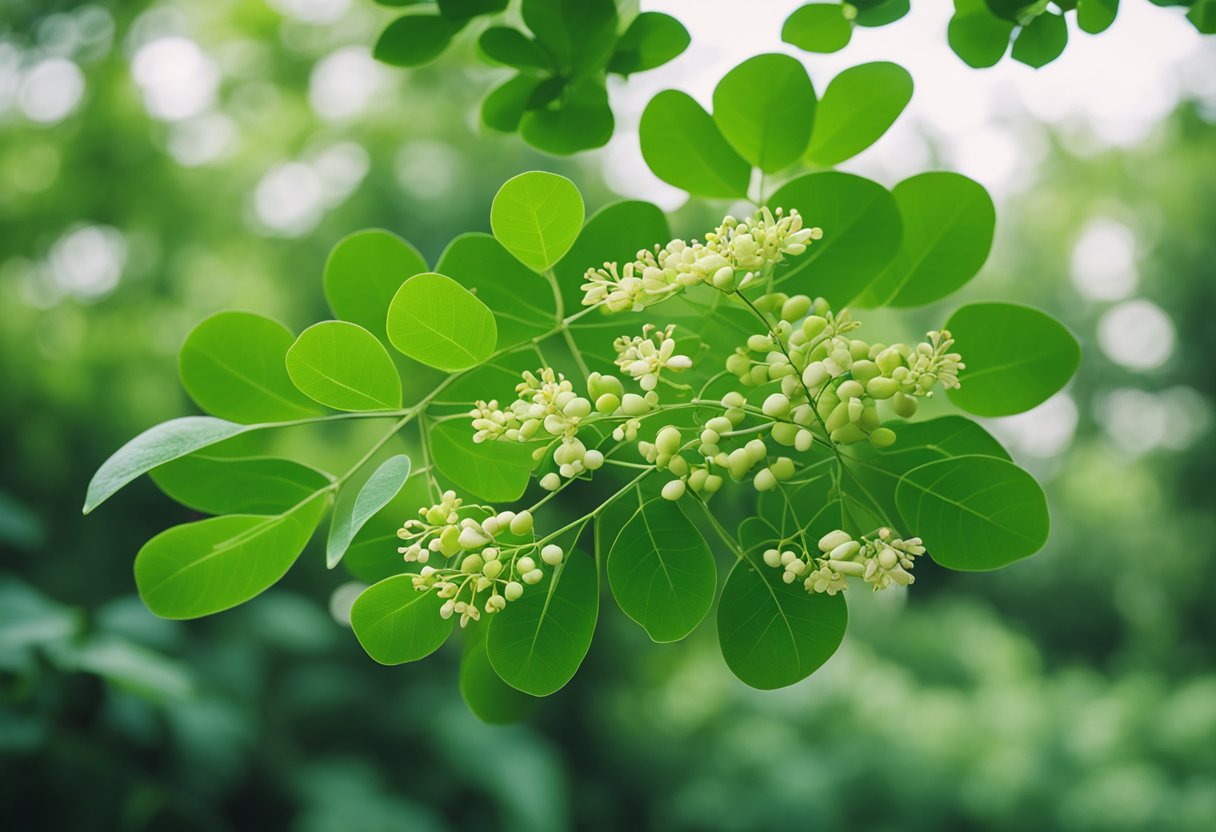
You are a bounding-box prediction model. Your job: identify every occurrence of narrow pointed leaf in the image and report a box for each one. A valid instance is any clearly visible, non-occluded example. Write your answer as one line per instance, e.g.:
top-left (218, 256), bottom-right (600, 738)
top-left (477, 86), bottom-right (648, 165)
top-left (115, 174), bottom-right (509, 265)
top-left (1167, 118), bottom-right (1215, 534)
top-left (327, 454), bottom-right (412, 569)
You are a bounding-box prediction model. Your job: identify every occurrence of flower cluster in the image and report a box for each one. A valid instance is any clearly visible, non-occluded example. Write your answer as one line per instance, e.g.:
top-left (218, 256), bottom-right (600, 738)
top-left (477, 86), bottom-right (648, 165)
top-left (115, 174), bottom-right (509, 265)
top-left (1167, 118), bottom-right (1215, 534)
top-left (762, 528), bottom-right (927, 595)
top-left (580, 207), bottom-right (822, 313)
top-left (727, 293), bottom-right (964, 446)
top-left (612, 323), bottom-right (693, 391)
top-left (398, 491), bottom-right (566, 627)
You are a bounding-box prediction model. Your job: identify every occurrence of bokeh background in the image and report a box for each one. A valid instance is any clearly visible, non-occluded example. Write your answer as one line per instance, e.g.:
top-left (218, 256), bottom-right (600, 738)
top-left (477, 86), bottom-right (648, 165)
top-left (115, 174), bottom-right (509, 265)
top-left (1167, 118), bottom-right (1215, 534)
top-left (3, 1), bottom-right (1215, 829)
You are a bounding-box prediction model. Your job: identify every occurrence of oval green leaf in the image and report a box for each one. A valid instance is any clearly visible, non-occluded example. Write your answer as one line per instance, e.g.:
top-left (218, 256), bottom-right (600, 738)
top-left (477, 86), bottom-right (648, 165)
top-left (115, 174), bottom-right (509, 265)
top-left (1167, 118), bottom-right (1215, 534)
top-left (639, 90), bottom-right (751, 199)
top-left (481, 74), bottom-right (540, 133)
top-left (135, 492), bottom-right (328, 619)
top-left (712, 54), bottom-right (817, 173)
top-left (520, 0), bottom-right (617, 76)
top-left (607, 498), bottom-right (716, 643)
top-left (1077, 0), bottom-right (1119, 34)
top-left (324, 229), bottom-right (427, 341)
top-left (479, 27), bottom-right (550, 69)
top-left (179, 311), bottom-right (321, 424)
top-left (608, 12), bottom-right (690, 75)
top-left (946, 302), bottom-right (1081, 417)
top-left (459, 625), bottom-right (539, 724)
top-left (861, 172), bottom-right (995, 308)
top-left (286, 321), bottom-right (402, 412)
top-left (84, 417), bottom-right (252, 514)
top-left (519, 79), bottom-right (614, 156)
top-left (351, 574), bottom-right (453, 664)
top-left (487, 550), bottom-right (598, 697)
top-left (1010, 11), bottom-right (1068, 69)
top-left (807, 62), bottom-right (912, 167)
top-left (327, 454), bottom-right (412, 569)
top-left (429, 419), bottom-right (535, 502)
top-left (374, 14), bottom-right (463, 67)
top-left (718, 517), bottom-right (848, 689)
top-left (769, 171), bottom-right (903, 306)
top-left (896, 455), bottom-right (1049, 571)
top-left (386, 272), bottom-right (497, 372)
top-left (782, 3), bottom-right (853, 53)
top-left (948, 0), bottom-right (1014, 68)
top-left (490, 171), bottom-right (584, 272)
top-left (151, 454), bottom-right (331, 516)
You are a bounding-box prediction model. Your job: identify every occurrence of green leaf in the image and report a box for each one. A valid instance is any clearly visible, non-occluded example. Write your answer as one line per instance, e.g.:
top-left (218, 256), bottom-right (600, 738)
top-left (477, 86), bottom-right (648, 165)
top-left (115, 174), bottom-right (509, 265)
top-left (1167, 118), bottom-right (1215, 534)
top-left (324, 229), bottom-right (427, 342)
top-left (639, 90), bottom-right (752, 199)
top-left (854, 0), bottom-right (911, 27)
top-left (350, 574), bottom-right (453, 664)
top-left (459, 625), bottom-right (539, 724)
top-left (327, 454), bottom-right (412, 569)
top-left (896, 455), bottom-right (1049, 571)
top-left (386, 272), bottom-right (497, 372)
top-left (1077, 0), bottom-right (1118, 33)
top-left (135, 492), bottom-right (328, 619)
top-left (769, 172), bottom-right (903, 306)
top-left (66, 636), bottom-right (194, 703)
top-left (487, 550), bottom-right (597, 696)
top-left (84, 417), bottom-right (252, 514)
top-left (151, 454), bottom-right (331, 515)
top-left (946, 302), bottom-right (1081, 417)
top-left (436, 233), bottom-right (556, 348)
top-left (718, 517), bottom-right (848, 689)
top-left (948, 0), bottom-right (1014, 68)
top-left (490, 171), bottom-right (584, 272)
top-left (519, 78), bottom-right (615, 155)
top-left (608, 12), bottom-right (690, 75)
top-left (438, 0), bottom-right (507, 19)
top-left (478, 27), bottom-right (551, 69)
top-left (286, 321), bottom-right (403, 412)
top-left (806, 62), bottom-right (912, 167)
top-left (482, 74), bottom-right (541, 133)
top-left (1011, 11), bottom-right (1068, 68)
top-left (374, 14), bottom-right (463, 68)
top-left (712, 54), bottom-right (817, 173)
top-left (520, 0), bottom-right (617, 77)
top-left (1190, 0), bottom-right (1216, 34)
top-left (429, 419), bottom-right (535, 502)
top-left (860, 172), bottom-right (995, 307)
top-left (343, 472), bottom-right (434, 583)
top-left (179, 311), bottom-right (321, 424)
top-left (607, 498), bottom-right (716, 643)
top-left (555, 199), bottom-right (671, 317)
top-left (782, 4), bottom-right (853, 53)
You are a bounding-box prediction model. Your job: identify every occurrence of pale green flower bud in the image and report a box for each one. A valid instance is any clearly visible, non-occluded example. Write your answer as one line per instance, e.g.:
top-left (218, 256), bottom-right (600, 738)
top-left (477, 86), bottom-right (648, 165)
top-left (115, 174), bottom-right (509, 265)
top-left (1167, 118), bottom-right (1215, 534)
top-left (859, 404), bottom-right (881, 431)
top-left (876, 347), bottom-right (904, 375)
top-left (595, 393), bottom-right (621, 414)
top-left (825, 401), bottom-right (851, 433)
top-left (837, 379), bottom-right (864, 400)
top-left (802, 315), bottom-right (827, 339)
top-left (517, 556), bottom-right (536, 573)
top-left (439, 525), bottom-right (462, 557)
top-left (753, 467), bottom-right (777, 492)
top-left (869, 427), bottom-right (896, 448)
top-left (866, 376), bottom-right (898, 400)
top-left (726, 407), bottom-right (747, 426)
top-left (772, 422), bottom-right (798, 446)
top-left (781, 294), bottom-right (812, 322)
top-left (504, 581), bottom-right (524, 601)
top-left (583, 449), bottom-right (605, 470)
top-left (540, 472), bottom-right (561, 491)
top-left (770, 456), bottom-right (795, 481)
top-left (668, 454), bottom-right (690, 478)
top-left (830, 423), bottom-right (867, 444)
top-left (564, 397), bottom-right (592, 419)
top-left (703, 474), bottom-right (723, 493)
top-left (440, 600), bottom-right (455, 619)
top-left (706, 416), bottom-right (732, 434)
top-left (725, 352), bottom-right (750, 377)
top-left (747, 334), bottom-right (773, 352)
top-left (461, 553), bottom-right (484, 573)
top-left (891, 391), bottom-right (918, 418)
top-left (727, 447), bottom-right (752, 480)
top-left (621, 393), bottom-right (649, 416)
top-left (762, 393), bottom-right (790, 418)
top-left (803, 361), bottom-right (829, 389)
top-left (661, 479), bottom-right (686, 501)
top-left (721, 391), bottom-right (746, 409)
top-left (509, 510), bottom-right (533, 535)
top-left (848, 398), bottom-right (865, 423)
top-left (849, 339), bottom-right (870, 360)
top-left (795, 429), bottom-right (815, 452)
top-left (745, 438), bottom-right (767, 464)
top-left (850, 359), bottom-right (880, 384)
top-left (541, 544), bottom-right (563, 566)
top-left (656, 426), bottom-right (681, 455)
top-left (712, 265), bottom-right (737, 290)
top-left (763, 548), bottom-right (782, 568)
top-left (701, 428), bottom-right (720, 446)
top-left (483, 559), bottom-right (503, 579)
top-left (746, 365), bottom-right (770, 386)
top-left (819, 529), bottom-right (852, 553)
top-left (485, 594), bottom-right (507, 614)
top-left (523, 569), bottom-right (544, 585)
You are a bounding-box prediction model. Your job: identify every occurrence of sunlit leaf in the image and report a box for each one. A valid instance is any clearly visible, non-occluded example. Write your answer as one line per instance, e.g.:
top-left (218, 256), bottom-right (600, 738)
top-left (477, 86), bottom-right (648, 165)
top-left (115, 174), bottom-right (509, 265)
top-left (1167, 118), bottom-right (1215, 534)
top-left (608, 12), bottom-right (690, 75)
top-left (386, 272), bottom-right (497, 372)
top-left (151, 454), bottom-right (331, 515)
top-left (555, 199), bottom-right (671, 315)
top-left (490, 171), bottom-right (585, 272)
top-left (350, 574), bottom-right (453, 664)
top-left (806, 62), bottom-right (912, 167)
top-left (327, 454), bottom-right (412, 569)
top-left (782, 3), bottom-right (853, 53)
top-left (712, 54), bottom-right (817, 173)
top-left (429, 419), bottom-right (535, 502)
top-left (286, 321), bottom-right (403, 412)
top-left (324, 229), bottom-right (427, 342)
top-left (640, 90), bottom-right (751, 199)
top-left (1077, 0), bottom-right (1119, 33)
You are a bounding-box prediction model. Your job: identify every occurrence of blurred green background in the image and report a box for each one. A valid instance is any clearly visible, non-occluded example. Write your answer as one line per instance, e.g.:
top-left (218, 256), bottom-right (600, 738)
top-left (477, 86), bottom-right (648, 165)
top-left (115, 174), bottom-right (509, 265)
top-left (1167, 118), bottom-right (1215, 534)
top-left (2, 1), bottom-right (1214, 829)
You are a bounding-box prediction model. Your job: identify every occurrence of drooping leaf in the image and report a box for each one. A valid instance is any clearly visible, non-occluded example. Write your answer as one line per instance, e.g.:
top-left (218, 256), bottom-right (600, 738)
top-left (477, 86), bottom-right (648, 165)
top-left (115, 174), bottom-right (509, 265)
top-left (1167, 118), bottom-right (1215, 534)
top-left (84, 417), bottom-right (253, 514)
top-left (350, 574), bottom-right (453, 664)
top-left (135, 492), bottom-right (328, 619)
top-left (487, 550), bottom-right (598, 696)
top-left (459, 625), bottom-right (539, 724)
top-left (1010, 10), bottom-right (1068, 68)
top-left (478, 27), bottom-right (551, 69)
top-left (769, 172), bottom-right (903, 306)
top-left (323, 229), bottom-right (427, 342)
top-left (286, 321), bottom-right (403, 412)
top-left (374, 14), bottom-right (464, 68)
top-left (386, 272), bottom-right (497, 372)
top-left (712, 54), bottom-right (817, 173)
top-left (151, 454), bottom-right (331, 515)
top-left (555, 199), bottom-right (671, 315)
top-left (490, 171), bottom-right (585, 272)
top-left (948, 0), bottom-right (1014, 68)
top-left (782, 3), bottom-right (853, 53)
top-left (520, 0), bottom-right (617, 77)
top-left (179, 311), bottom-right (321, 424)
top-left (860, 172), bottom-right (995, 307)
top-left (718, 517), bottom-right (848, 689)
top-left (608, 12), bottom-right (690, 75)
top-left (1077, 0), bottom-right (1119, 33)
top-left (436, 233), bottom-right (556, 347)
top-left (519, 79), bottom-right (614, 155)
top-left (429, 419), bottom-right (535, 502)
top-left (607, 498), bottom-right (716, 643)
top-left (946, 302), bottom-right (1081, 417)
top-left (639, 90), bottom-right (752, 199)
top-left (327, 454), bottom-right (412, 569)
top-left (806, 62), bottom-right (912, 167)
top-left (896, 454), bottom-right (1050, 571)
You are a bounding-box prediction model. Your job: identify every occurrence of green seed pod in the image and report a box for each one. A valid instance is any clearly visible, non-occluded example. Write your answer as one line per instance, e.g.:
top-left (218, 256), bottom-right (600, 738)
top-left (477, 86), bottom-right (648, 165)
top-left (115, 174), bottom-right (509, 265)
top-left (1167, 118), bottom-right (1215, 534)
top-left (825, 401), bottom-right (851, 433)
top-left (688, 468), bottom-right (708, 492)
top-left (850, 359), bottom-right (880, 385)
top-left (668, 454), bottom-right (690, 478)
top-left (706, 416), bottom-right (733, 434)
top-left (703, 474), bottom-right (723, 493)
top-left (781, 294), bottom-right (812, 322)
top-left (762, 393), bottom-right (791, 417)
top-left (747, 334), bottom-right (773, 353)
top-left (725, 407), bottom-right (746, 426)
top-left (795, 429), bottom-right (815, 452)
top-left (866, 376), bottom-right (898, 400)
top-left (849, 339), bottom-right (870, 360)
top-left (509, 510), bottom-right (533, 535)
top-left (621, 393), bottom-right (649, 416)
top-left (891, 391), bottom-right (918, 418)
top-left (876, 347), bottom-right (904, 375)
top-left (830, 423), bottom-right (867, 444)
top-left (745, 438), bottom-right (767, 464)
top-left (802, 361), bottom-right (829, 388)
top-left (771, 456), bottom-right (795, 480)
top-left (812, 297), bottom-right (831, 316)
top-left (746, 365), bottom-right (770, 386)
top-left (819, 530), bottom-right (851, 552)
top-left (802, 315), bottom-right (827, 339)
top-left (656, 426), bottom-right (681, 455)
top-left (595, 393), bottom-right (621, 414)
top-left (837, 379), bottom-right (864, 400)
top-left (725, 352), bottom-right (750, 377)
top-left (771, 422), bottom-right (798, 446)
top-left (661, 479), bottom-right (686, 501)
top-left (727, 448), bottom-right (752, 480)
top-left (753, 467), bottom-right (777, 492)
top-left (721, 391), bottom-right (746, 409)
top-left (869, 427), bottom-right (897, 448)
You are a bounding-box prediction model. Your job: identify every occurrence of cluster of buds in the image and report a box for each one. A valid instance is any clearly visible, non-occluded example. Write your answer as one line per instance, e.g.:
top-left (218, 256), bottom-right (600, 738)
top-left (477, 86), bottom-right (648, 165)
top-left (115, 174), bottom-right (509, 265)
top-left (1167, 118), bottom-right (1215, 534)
top-left (763, 528), bottom-right (927, 595)
top-left (613, 323), bottom-right (693, 391)
top-left (727, 293), bottom-right (964, 447)
top-left (580, 208), bottom-right (822, 313)
top-left (399, 494), bottom-right (569, 626)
